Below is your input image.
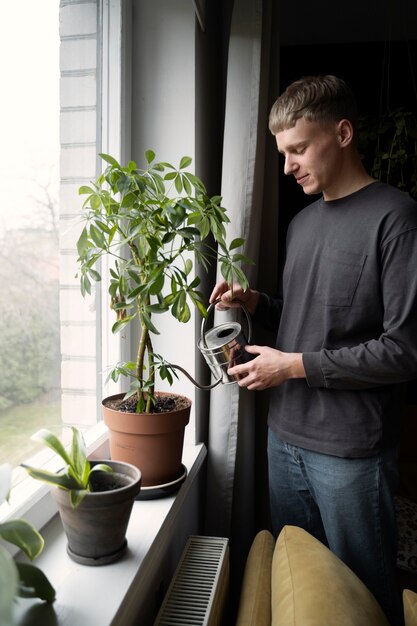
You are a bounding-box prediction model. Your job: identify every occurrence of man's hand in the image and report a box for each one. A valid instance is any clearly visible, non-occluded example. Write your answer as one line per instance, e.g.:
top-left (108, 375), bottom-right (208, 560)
top-left (228, 345), bottom-right (305, 390)
top-left (209, 280), bottom-right (260, 314)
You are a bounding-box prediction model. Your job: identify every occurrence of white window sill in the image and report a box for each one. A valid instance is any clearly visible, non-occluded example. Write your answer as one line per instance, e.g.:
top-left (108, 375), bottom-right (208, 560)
top-left (13, 442), bottom-right (207, 626)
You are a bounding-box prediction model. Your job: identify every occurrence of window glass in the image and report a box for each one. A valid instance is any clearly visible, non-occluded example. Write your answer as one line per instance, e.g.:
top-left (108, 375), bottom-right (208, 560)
top-left (0, 1), bottom-right (61, 468)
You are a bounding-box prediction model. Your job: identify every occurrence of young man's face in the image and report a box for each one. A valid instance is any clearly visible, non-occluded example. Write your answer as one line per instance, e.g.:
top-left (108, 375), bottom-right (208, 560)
top-left (275, 117), bottom-right (344, 198)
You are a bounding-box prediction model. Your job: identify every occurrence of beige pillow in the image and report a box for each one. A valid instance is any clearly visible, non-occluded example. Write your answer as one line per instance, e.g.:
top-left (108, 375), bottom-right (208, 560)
top-left (235, 529), bottom-right (275, 626)
top-left (404, 589), bottom-right (417, 626)
top-left (271, 525), bottom-right (390, 626)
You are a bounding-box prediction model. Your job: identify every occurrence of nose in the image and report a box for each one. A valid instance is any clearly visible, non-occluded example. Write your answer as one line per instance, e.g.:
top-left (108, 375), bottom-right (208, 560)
top-left (284, 155), bottom-right (297, 176)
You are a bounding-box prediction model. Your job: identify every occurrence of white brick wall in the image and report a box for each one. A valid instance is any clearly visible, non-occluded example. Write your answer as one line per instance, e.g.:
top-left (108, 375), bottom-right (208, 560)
top-left (59, 0), bottom-right (99, 426)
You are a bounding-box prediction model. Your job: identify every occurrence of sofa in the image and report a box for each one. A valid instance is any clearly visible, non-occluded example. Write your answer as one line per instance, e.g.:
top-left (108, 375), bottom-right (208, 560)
top-left (235, 525), bottom-right (417, 626)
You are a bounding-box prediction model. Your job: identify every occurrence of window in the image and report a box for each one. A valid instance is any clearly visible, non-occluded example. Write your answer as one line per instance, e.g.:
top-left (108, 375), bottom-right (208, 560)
top-left (1, 0), bottom-right (199, 525)
top-left (0, 1), bottom-right (61, 470)
top-left (0, 0), bottom-right (116, 508)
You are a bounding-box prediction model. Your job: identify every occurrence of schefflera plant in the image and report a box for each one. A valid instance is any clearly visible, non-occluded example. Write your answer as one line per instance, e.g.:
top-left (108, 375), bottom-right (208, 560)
top-left (76, 151), bottom-right (252, 413)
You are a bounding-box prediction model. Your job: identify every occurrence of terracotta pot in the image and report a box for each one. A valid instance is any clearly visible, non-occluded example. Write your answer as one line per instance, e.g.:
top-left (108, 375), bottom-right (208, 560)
top-left (102, 392), bottom-right (191, 487)
top-left (52, 459), bottom-right (141, 565)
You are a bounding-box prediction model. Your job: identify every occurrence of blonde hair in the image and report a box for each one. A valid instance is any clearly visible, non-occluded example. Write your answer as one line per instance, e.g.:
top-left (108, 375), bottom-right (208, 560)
top-left (269, 75), bottom-right (358, 135)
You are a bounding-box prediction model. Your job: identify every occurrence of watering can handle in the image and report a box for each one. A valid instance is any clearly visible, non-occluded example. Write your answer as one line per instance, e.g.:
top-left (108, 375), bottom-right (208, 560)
top-left (168, 300), bottom-right (253, 390)
top-left (200, 299), bottom-right (253, 349)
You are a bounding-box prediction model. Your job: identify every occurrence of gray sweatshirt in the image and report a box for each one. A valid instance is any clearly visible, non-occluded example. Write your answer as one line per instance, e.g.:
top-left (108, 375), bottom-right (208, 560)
top-left (255, 182), bottom-right (417, 457)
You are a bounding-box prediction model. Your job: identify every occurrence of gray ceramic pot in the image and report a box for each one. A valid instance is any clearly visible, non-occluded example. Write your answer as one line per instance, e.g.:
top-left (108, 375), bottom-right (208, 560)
top-left (52, 459), bottom-right (141, 565)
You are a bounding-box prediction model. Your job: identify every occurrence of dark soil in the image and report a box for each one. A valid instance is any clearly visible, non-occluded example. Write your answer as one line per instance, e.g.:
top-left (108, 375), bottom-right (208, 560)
top-left (90, 470), bottom-right (132, 492)
top-left (104, 393), bottom-right (191, 414)
top-left (91, 478), bottom-right (124, 492)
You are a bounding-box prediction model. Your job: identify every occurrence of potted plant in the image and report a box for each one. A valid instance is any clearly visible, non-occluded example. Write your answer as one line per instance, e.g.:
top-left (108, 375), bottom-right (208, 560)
top-left (358, 107), bottom-right (417, 200)
top-left (76, 151), bottom-right (251, 487)
top-left (21, 427), bottom-right (142, 565)
top-left (0, 464), bottom-right (55, 626)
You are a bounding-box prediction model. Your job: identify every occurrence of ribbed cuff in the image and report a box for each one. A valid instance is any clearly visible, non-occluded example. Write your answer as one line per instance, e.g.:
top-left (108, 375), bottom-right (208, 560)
top-left (302, 352), bottom-right (327, 388)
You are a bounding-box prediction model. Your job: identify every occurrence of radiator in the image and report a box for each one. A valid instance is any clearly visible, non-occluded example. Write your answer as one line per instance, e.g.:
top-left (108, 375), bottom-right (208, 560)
top-left (154, 535), bottom-right (230, 626)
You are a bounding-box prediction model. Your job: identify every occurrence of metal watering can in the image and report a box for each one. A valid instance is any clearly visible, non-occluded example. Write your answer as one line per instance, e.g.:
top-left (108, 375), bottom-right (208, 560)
top-left (170, 300), bottom-right (253, 390)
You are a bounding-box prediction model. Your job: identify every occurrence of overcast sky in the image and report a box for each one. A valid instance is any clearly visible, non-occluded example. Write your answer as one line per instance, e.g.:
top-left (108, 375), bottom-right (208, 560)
top-left (0, 0), bottom-right (59, 231)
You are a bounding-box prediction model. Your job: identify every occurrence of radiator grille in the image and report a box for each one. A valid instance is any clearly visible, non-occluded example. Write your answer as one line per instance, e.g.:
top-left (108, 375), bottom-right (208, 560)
top-left (154, 535), bottom-right (229, 626)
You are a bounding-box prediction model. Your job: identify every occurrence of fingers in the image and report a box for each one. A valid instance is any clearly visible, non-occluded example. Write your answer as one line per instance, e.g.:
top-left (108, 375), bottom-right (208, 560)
top-left (209, 281), bottom-right (245, 309)
top-left (227, 346), bottom-right (260, 378)
top-left (244, 344), bottom-right (260, 354)
top-left (209, 280), bottom-right (229, 304)
top-left (227, 346), bottom-right (284, 390)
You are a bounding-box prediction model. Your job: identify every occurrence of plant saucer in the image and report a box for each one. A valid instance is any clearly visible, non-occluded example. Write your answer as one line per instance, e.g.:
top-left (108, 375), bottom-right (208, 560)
top-left (136, 464), bottom-right (187, 500)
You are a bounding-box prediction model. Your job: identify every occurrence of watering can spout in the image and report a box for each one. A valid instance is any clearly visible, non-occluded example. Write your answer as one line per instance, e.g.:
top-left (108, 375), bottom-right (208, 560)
top-left (169, 300), bottom-right (253, 390)
top-left (168, 363), bottom-right (223, 390)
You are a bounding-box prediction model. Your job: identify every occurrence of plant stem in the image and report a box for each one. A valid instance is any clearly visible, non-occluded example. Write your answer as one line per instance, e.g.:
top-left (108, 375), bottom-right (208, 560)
top-left (136, 315), bottom-right (148, 411)
top-left (146, 334), bottom-right (154, 413)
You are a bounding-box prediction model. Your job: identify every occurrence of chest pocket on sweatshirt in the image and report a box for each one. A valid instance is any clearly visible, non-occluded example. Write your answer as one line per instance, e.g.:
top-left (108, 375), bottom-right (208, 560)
top-left (315, 246), bottom-right (367, 307)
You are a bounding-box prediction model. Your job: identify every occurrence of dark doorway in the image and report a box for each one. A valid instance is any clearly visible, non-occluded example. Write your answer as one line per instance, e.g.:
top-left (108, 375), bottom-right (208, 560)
top-left (276, 40), bottom-right (417, 269)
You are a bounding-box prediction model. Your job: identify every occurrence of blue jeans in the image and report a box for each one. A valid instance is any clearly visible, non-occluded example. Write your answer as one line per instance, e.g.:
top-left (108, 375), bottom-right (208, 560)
top-left (268, 429), bottom-right (403, 626)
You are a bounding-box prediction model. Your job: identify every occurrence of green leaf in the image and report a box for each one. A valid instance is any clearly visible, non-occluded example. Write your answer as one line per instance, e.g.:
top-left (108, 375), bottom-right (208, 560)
top-left (88, 268), bottom-right (101, 282)
top-left (184, 258), bottom-right (193, 276)
top-left (80, 274), bottom-right (92, 297)
top-left (179, 156), bottom-right (192, 169)
top-left (116, 173), bottom-right (132, 195)
top-left (0, 519), bottom-right (44, 561)
top-left (89, 193), bottom-right (102, 210)
top-left (89, 463), bottom-right (113, 475)
top-left (172, 291), bottom-right (186, 320)
top-left (95, 220), bottom-right (112, 235)
top-left (79, 185), bottom-right (95, 195)
top-left (16, 563), bottom-right (56, 603)
top-left (70, 489), bottom-right (88, 509)
top-left (159, 365), bottom-right (173, 384)
top-left (184, 172), bottom-right (206, 193)
top-left (148, 271), bottom-right (165, 295)
top-left (70, 427), bottom-right (88, 487)
top-left (183, 175), bottom-right (192, 195)
top-left (193, 298), bottom-right (208, 318)
top-left (127, 284), bottom-right (148, 299)
top-left (21, 465), bottom-right (77, 490)
top-left (179, 301), bottom-right (191, 323)
top-left (90, 224), bottom-right (106, 248)
top-left (0, 546), bottom-right (17, 626)
top-left (174, 175), bottom-right (183, 194)
top-left (188, 275), bottom-right (201, 289)
top-left (76, 226), bottom-right (91, 258)
top-left (30, 429), bottom-right (72, 467)
top-left (145, 149), bottom-right (155, 164)
top-left (147, 303), bottom-right (169, 314)
top-left (121, 191), bottom-right (137, 208)
top-left (112, 314), bottom-right (136, 334)
top-left (230, 237), bottom-right (245, 250)
top-left (142, 310), bottom-right (160, 335)
top-left (99, 153), bottom-right (120, 167)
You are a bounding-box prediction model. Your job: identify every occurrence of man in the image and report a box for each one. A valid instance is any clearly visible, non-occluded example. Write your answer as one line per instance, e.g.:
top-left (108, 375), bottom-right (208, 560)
top-left (210, 75), bottom-right (417, 625)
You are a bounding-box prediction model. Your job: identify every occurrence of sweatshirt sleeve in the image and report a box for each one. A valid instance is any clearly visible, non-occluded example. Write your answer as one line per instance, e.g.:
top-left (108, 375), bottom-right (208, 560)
top-left (303, 228), bottom-right (417, 390)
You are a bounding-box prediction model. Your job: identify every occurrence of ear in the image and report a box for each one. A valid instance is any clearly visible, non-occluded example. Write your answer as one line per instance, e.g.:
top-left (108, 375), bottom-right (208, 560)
top-left (336, 119), bottom-right (354, 147)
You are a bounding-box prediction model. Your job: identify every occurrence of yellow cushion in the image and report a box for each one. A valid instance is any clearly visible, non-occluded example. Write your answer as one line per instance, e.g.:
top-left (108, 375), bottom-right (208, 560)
top-left (404, 589), bottom-right (417, 626)
top-left (271, 525), bottom-right (390, 626)
top-left (235, 529), bottom-right (275, 626)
